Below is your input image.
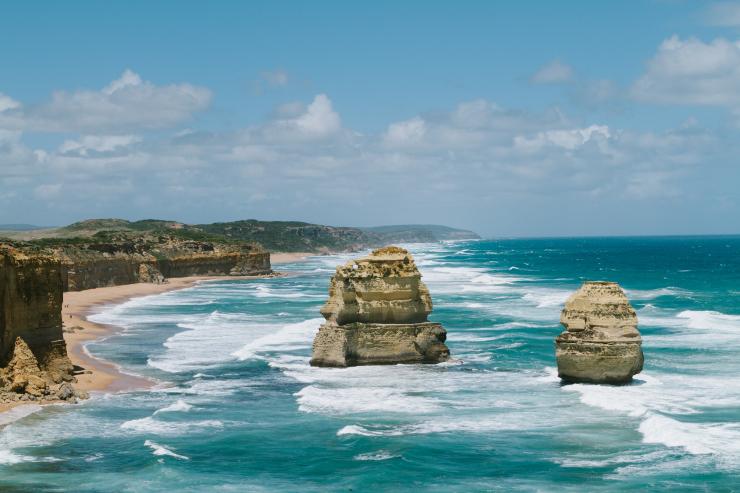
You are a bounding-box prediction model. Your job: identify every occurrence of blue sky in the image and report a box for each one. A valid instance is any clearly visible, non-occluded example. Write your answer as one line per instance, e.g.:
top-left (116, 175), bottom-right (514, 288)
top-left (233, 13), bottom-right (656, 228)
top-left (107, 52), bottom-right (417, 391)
top-left (0, 1), bottom-right (739, 236)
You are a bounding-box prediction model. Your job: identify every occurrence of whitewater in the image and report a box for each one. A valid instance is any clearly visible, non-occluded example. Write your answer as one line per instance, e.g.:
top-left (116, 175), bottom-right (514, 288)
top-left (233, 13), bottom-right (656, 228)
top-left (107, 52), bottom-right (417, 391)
top-left (0, 236), bottom-right (738, 492)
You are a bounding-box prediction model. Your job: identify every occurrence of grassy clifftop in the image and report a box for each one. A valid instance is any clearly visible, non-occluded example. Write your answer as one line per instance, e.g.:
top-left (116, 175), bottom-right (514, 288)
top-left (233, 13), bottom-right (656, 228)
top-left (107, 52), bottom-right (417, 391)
top-left (3, 218), bottom-right (480, 253)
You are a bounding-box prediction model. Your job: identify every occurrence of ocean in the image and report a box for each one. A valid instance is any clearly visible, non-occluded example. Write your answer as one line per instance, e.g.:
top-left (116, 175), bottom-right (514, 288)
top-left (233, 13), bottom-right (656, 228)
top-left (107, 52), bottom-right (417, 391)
top-left (1, 237), bottom-right (739, 492)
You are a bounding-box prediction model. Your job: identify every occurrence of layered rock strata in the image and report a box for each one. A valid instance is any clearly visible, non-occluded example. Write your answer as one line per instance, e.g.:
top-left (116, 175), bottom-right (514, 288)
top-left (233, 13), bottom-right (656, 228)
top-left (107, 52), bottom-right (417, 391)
top-left (0, 247), bottom-right (82, 404)
top-left (310, 246), bottom-right (449, 367)
top-left (54, 238), bottom-right (271, 291)
top-left (555, 281), bottom-right (643, 384)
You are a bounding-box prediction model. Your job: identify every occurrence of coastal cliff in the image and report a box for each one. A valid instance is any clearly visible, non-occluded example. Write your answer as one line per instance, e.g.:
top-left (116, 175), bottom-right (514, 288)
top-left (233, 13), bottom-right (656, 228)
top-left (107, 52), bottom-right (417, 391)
top-left (0, 246), bottom-right (81, 405)
top-left (555, 281), bottom-right (644, 384)
top-left (311, 246), bottom-right (449, 367)
top-left (48, 234), bottom-right (271, 291)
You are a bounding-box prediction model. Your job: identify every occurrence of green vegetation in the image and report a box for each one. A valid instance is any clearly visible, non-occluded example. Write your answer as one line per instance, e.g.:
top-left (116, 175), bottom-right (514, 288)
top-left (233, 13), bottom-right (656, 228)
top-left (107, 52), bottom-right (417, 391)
top-left (3, 218), bottom-right (479, 253)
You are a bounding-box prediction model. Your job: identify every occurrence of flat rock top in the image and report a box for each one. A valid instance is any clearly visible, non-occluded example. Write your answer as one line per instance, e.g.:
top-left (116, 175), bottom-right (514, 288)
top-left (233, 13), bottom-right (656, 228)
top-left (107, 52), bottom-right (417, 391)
top-left (322, 245), bottom-right (433, 325)
top-left (336, 246), bottom-right (420, 278)
top-left (559, 281), bottom-right (641, 341)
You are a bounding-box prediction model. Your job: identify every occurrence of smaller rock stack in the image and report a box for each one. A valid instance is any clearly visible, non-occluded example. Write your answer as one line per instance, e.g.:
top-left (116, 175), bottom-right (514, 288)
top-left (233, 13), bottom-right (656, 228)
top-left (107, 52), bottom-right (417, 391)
top-left (310, 246), bottom-right (450, 367)
top-left (555, 281), bottom-right (643, 384)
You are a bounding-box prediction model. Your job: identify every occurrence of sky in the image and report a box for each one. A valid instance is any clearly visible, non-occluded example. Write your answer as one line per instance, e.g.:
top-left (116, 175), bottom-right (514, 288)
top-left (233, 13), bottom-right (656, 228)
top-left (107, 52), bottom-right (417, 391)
top-left (0, 0), bottom-right (739, 237)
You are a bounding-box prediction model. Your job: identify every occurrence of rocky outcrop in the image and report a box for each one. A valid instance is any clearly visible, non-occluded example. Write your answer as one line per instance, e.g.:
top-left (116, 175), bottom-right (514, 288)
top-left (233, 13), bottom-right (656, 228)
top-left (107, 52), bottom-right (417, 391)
top-left (555, 281), bottom-right (643, 384)
top-left (54, 237), bottom-right (271, 291)
top-left (0, 247), bottom-right (82, 404)
top-left (311, 246), bottom-right (449, 367)
top-left (138, 263), bottom-right (165, 284)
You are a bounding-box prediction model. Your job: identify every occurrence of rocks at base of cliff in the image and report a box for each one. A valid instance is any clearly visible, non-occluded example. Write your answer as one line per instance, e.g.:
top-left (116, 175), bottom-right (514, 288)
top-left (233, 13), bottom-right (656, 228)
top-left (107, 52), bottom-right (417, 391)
top-left (0, 337), bottom-right (85, 404)
top-left (310, 246), bottom-right (450, 367)
top-left (0, 246), bottom-right (84, 405)
top-left (555, 281), bottom-right (643, 384)
top-left (138, 263), bottom-right (166, 284)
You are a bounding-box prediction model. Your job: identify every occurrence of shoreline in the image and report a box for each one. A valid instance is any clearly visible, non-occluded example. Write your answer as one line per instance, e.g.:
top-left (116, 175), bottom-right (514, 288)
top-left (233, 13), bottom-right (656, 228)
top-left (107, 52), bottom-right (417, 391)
top-left (0, 252), bottom-right (315, 416)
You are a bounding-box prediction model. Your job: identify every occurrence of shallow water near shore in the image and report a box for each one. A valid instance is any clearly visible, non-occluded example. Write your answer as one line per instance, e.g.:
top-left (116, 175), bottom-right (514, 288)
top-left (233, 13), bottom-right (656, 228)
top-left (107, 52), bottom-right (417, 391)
top-left (1, 237), bottom-right (739, 492)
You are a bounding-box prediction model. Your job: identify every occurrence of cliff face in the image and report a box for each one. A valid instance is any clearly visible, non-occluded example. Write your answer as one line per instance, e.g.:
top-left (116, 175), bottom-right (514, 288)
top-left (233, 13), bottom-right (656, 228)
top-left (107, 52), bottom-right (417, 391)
top-left (0, 247), bottom-right (79, 404)
top-left (53, 237), bottom-right (271, 291)
top-left (555, 281), bottom-right (643, 384)
top-left (311, 246), bottom-right (449, 367)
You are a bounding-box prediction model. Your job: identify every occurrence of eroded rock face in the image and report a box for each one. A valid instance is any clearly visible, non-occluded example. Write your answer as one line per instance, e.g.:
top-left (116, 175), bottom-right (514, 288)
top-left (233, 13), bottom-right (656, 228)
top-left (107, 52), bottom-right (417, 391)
top-left (56, 237), bottom-right (271, 291)
top-left (0, 247), bottom-right (82, 404)
top-left (555, 281), bottom-right (643, 384)
top-left (311, 246), bottom-right (449, 367)
top-left (138, 263), bottom-right (165, 284)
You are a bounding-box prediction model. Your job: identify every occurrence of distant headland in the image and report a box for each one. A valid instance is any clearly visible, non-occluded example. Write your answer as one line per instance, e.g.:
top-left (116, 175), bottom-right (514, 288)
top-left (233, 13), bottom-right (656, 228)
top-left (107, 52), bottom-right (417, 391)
top-left (0, 218), bottom-right (480, 253)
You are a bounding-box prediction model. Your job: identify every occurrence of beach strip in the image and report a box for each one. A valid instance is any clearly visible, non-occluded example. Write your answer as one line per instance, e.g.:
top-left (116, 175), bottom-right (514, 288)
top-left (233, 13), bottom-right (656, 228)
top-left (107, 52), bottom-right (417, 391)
top-left (65, 252), bottom-right (313, 393)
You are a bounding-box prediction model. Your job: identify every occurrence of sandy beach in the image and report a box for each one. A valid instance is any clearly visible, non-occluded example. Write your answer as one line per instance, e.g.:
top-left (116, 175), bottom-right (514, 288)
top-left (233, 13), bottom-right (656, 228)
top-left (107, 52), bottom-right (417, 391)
top-left (0, 252), bottom-right (314, 416)
top-left (64, 252), bottom-right (313, 394)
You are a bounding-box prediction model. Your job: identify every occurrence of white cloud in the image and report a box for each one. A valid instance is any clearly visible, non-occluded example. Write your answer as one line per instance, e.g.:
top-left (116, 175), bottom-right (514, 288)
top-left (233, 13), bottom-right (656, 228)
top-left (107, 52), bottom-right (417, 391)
top-left (531, 60), bottom-right (574, 84)
top-left (0, 70), bottom-right (211, 133)
top-left (383, 117), bottom-right (427, 146)
top-left (0, 93), bottom-right (20, 112)
top-left (632, 36), bottom-right (740, 106)
top-left (59, 135), bottom-right (141, 156)
top-left (0, 91), bottom-right (727, 232)
top-left (262, 94), bottom-right (341, 141)
top-left (102, 69), bottom-right (143, 95)
top-left (451, 99), bottom-right (498, 128)
top-left (514, 125), bottom-right (611, 151)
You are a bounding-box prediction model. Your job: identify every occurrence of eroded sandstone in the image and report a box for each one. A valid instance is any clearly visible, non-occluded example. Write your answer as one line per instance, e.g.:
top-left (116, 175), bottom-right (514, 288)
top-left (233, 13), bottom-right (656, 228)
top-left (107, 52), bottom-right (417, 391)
top-left (555, 281), bottom-right (643, 384)
top-left (0, 246), bottom-right (83, 405)
top-left (53, 236), bottom-right (271, 291)
top-left (310, 246), bottom-right (449, 367)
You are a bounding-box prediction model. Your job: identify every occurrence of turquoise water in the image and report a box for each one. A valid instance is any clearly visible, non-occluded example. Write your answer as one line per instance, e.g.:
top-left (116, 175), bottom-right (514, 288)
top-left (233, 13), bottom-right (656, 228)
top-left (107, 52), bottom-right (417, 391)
top-left (1, 237), bottom-right (740, 492)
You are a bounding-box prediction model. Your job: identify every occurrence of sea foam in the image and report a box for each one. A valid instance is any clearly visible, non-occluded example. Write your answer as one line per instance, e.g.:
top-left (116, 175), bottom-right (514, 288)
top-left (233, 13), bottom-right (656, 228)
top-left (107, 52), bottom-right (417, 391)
top-left (144, 440), bottom-right (189, 460)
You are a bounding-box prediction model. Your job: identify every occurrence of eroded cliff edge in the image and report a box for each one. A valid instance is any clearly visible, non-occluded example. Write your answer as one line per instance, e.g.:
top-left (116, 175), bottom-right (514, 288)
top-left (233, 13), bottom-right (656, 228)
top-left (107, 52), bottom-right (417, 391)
top-left (310, 246), bottom-right (449, 367)
top-left (555, 281), bottom-right (644, 384)
top-left (29, 231), bottom-right (272, 291)
top-left (0, 246), bottom-right (82, 405)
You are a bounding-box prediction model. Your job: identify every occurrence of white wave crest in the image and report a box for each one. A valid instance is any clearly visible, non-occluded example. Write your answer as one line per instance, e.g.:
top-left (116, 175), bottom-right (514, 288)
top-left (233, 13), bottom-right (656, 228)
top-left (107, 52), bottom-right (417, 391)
top-left (121, 417), bottom-right (223, 435)
top-left (295, 385), bottom-right (440, 415)
top-left (232, 318), bottom-right (322, 361)
top-left (144, 440), bottom-right (189, 460)
top-left (354, 450), bottom-right (400, 461)
top-left (153, 399), bottom-right (193, 415)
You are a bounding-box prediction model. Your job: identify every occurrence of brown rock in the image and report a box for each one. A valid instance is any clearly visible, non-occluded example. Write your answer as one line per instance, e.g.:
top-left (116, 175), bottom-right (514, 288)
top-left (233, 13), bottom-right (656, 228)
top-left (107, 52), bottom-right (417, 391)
top-left (311, 246), bottom-right (450, 367)
top-left (555, 281), bottom-right (644, 384)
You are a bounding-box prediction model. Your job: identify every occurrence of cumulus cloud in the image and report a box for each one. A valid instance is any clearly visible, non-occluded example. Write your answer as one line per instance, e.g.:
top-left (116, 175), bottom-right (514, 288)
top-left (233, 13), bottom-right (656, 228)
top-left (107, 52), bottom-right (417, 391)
top-left (260, 94), bottom-right (341, 141)
top-left (531, 60), bottom-right (574, 84)
top-left (383, 117), bottom-right (427, 146)
top-left (632, 36), bottom-right (740, 106)
top-left (0, 83), bottom-right (729, 233)
top-left (0, 70), bottom-right (211, 133)
top-left (0, 93), bottom-right (20, 113)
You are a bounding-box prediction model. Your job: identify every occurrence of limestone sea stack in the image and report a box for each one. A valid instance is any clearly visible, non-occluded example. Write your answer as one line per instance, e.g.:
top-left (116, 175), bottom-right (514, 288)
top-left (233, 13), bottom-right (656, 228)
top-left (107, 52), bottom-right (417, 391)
top-left (555, 281), bottom-right (643, 384)
top-left (310, 246), bottom-right (450, 367)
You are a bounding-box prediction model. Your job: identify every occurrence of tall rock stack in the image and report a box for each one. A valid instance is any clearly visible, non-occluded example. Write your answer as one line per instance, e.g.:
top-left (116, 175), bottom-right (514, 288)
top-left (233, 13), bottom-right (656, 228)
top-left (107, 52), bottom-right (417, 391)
top-left (555, 281), bottom-right (644, 384)
top-left (310, 246), bottom-right (450, 367)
